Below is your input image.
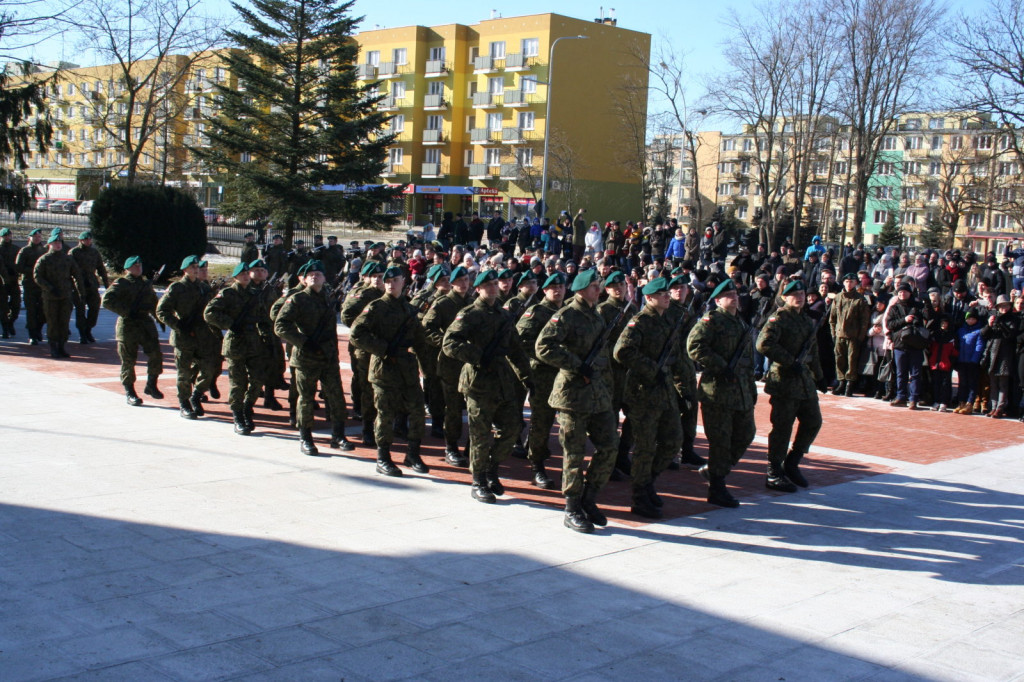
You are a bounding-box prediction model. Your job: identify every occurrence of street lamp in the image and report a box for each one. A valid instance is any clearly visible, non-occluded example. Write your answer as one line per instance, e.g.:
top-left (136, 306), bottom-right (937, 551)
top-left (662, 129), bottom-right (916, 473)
top-left (539, 34), bottom-right (588, 219)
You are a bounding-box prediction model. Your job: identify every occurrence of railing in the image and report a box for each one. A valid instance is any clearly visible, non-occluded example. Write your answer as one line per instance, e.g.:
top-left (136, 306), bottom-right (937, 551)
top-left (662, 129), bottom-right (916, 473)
top-left (468, 163), bottom-right (491, 178)
top-left (356, 63), bottom-right (377, 80)
top-left (500, 163), bottom-right (519, 179)
top-left (422, 129), bottom-right (445, 144)
top-left (505, 53), bottom-right (537, 69)
top-left (471, 128), bottom-right (499, 142)
top-left (421, 162), bottom-right (446, 177)
top-left (424, 60), bottom-right (448, 75)
top-left (423, 93), bottom-right (447, 108)
top-left (474, 55), bottom-right (495, 71)
top-left (472, 91), bottom-right (502, 107)
top-left (502, 128), bottom-right (533, 143)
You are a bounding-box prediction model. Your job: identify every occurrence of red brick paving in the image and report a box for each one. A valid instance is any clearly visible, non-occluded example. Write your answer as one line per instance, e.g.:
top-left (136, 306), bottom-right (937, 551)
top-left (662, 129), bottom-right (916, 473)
top-left (3, 331), bottom-right (1022, 526)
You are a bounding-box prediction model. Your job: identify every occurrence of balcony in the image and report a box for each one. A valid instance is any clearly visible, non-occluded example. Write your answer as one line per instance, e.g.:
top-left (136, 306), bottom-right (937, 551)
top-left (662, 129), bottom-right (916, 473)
top-left (505, 53), bottom-right (537, 71)
top-left (423, 93), bottom-right (447, 109)
top-left (474, 55), bottom-right (501, 73)
top-left (378, 95), bottom-right (408, 111)
top-left (378, 61), bottom-right (408, 78)
top-left (356, 63), bottom-right (377, 80)
top-left (472, 91), bottom-right (502, 108)
top-left (421, 162), bottom-right (447, 178)
top-left (380, 163), bottom-right (406, 177)
top-left (424, 60), bottom-right (449, 77)
top-left (502, 128), bottom-right (535, 144)
top-left (422, 129), bottom-right (446, 145)
top-left (503, 90), bottom-right (541, 107)
top-left (468, 163), bottom-right (492, 179)
top-left (471, 128), bottom-right (501, 143)
top-left (499, 163), bottom-right (519, 179)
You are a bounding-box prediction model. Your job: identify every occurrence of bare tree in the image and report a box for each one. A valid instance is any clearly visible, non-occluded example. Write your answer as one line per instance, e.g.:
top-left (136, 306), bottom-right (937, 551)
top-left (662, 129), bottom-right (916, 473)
top-left (0, 0), bottom-right (73, 62)
top-left (609, 50), bottom-right (650, 219)
top-left (71, 0), bottom-right (225, 183)
top-left (834, 0), bottom-right (942, 245)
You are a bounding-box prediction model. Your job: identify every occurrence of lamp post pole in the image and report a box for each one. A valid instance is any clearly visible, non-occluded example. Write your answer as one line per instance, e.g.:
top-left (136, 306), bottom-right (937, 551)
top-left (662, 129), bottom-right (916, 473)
top-left (539, 34), bottom-right (587, 219)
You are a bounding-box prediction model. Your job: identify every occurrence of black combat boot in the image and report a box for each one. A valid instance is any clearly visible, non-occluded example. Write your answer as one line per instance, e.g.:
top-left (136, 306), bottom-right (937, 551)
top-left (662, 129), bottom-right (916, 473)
top-left (299, 428), bottom-right (321, 456)
top-left (330, 425), bottom-right (354, 451)
top-left (631, 484), bottom-right (663, 519)
top-left (264, 390), bottom-right (283, 410)
top-left (766, 462), bottom-right (798, 492)
top-left (844, 382), bottom-right (855, 397)
top-left (783, 450), bottom-right (808, 488)
top-left (48, 341), bottom-right (59, 358)
top-left (1, 323), bottom-right (9, 339)
top-left (530, 461), bottom-right (556, 490)
top-left (680, 449), bottom-right (706, 467)
top-left (209, 380), bottom-right (220, 399)
top-left (362, 429), bottom-right (377, 449)
top-left (646, 476), bottom-right (664, 507)
top-left (189, 390), bottom-right (205, 417)
top-left (375, 446), bottom-right (402, 477)
top-left (179, 400), bottom-right (197, 420)
top-left (832, 380), bottom-right (846, 396)
top-left (563, 496), bottom-right (594, 533)
top-left (77, 327), bottom-right (89, 344)
top-left (471, 471), bottom-right (496, 503)
top-left (232, 409), bottom-right (251, 435)
top-left (125, 385), bottom-right (143, 407)
top-left (707, 476), bottom-right (740, 508)
top-left (581, 483), bottom-right (608, 527)
top-left (403, 440), bottom-right (429, 473)
top-left (445, 443), bottom-right (468, 467)
top-left (485, 464), bottom-right (504, 496)
top-left (144, 377), bottom-right (163, 400)
top-left (57, 341), bottom-right (70, 357)
top-left (244, 404), bottom-right (256, 432)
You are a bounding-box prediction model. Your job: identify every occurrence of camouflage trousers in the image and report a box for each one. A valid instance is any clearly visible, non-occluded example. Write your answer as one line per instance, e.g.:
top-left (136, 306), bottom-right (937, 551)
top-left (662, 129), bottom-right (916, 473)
top-left (766, 395), bottom-right (821, 465)
top-left (42, 297), bottom-right (72, 344)
top-left (295, 363), bottom-right (347, 429)
top-left (424, 372), bottom-right (445, 427)
top-left (440, 375), bottom-right (466, 448)
top-left (625, 401), bottom-right (682, 487)
top-left (226, 348), bottom-right (268, 411)
top-left (353, 350), bottom-right (377, 436)
top-left (1, 281), bottom-right (20, 325)
top-left (527, 373), bottom-right (558, 464)
top-left (466, 393), bottom-right (521, 475)
top-left (700, 401), bottom-right (756, 478)
top-left (347, 344), bottom-right (361, 413)
top-left (556, 408), bottom-right (619, 497)
top-left (834, 337), bottom-right (862, 381)
top-left (174, 346), bottom-right (219, 401)
top-left (118, 325), bottom-right (163, 387)
top-left (74, 287), bottom-right (101, 334)
top-left (680, 394), bottom-right (698, 452)
top-left (371, 380), bottom-right (425, 448)
top-left (264, 336), bottom-right (287, 390)
top-left (23, 285), bottom-right (43, 338)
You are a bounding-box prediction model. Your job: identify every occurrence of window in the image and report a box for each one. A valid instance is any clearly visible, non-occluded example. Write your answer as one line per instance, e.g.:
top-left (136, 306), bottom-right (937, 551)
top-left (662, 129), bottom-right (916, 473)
top-left (487, 112), bottom-right (502, 131)
top-left (881, 136), bottom-right (897, 150)
top-left (877, 162), bottom-right (895, 175)
top-left (874, 186), bottom-right (893, 200)
top-left (429, 46), bottom-right (445, 61)
top-left (428, 81), bottom-right (444, 96)
top-left (999, 134), bottom-right (1013, 150)
top-left (80, 81), bottom-right (89, 93)
top-left (469, 47), bottom-right (478, 64)
top-left (366, 50), bottom-right (380, 66)
top-left (834, 161), bottom-right (848, 175)
top-left (67, 129), bottom-right (75, 142)
top-left (518, 111), bottom-right (534, 129)
top-left (240, 151), bottom-right (252, 163)
top-left (722, 139), bottom-right (735, 151)
top-left (93, 151), bottom-right (102, 164)
top-left (994, 214), bottom-right (1015, 229)
top-left (214, 67), bottom-right (226, 82)
top-left (740, 160), bottom-right (750, 173)
top-left (464, 149), bottom-right (473, 167)
top-left (950, 136), bottom-right (963, 150)
top-left (975, 135), bottom-right (993, 150)
top-left (973, 162), bottom-right (989, 177)
top-left (929, 161), bottom-right (941, 175)
top-left (906, 136), bottom-right (922, 150)
top-left (903, 186), bottom-right (918, 200)
top-left (993, 188), bottom-right (1018, 203)
top-left (521, 76), bottom-right (537, 93)
top-left (929, 118), bottom-right (945, 129)
top-left (465, 115), bottom-right (474, 132)
top-left (816, 137), bottom-right (831, 150)
top-left (718, 183), bottom-right (732, 195)
top-left (389, 148), bottom-right (403, 166)
top-left (485, 147), bottom-right (502, 166)
top-left (931, 135), bottom-right (942, 150)
top-left (903, 118), bottom-right (921, 130)
top-left (489, 41), bottom-right (506, 59)
top-left (902, 211), bottom-right (918, 225)
top-left (905, 161), bottom-right (921, 175)
top-left (66, 83), bottom-right (75, 95)
top-left (391, 81), bottom-right (406, 99)
top-left (742, 138), bottom-right (753, 151)
top-left (522, 38), bottom-right (539, 57)
top-left (832, 208), bottom-right (845, 221)
top-left (718, 162), bottom-right (734, 173)
top-left (967, 213), bottom-right (984, 228)
top-left (391, 114), bottom-right (405, 133)
top-left (927, 187), bottom-right (939, 201)
top-left (874, 210), bottom-right (888, 224)
top-left (426, 115), bottom-right (443, 131)
top-left (832, 185), bottom-right (846, 199)
top-left (999, 162), bottom-right (1019, 176)
top-left (516, 147), bottom-right (533, 166)
top-left (488, 77), bottom-right (504, 95)
top-left (393, 48), bottom-right (407, 65)
top-left (810, 185), bottom-right (826, 198)
top-left (737, 206), bottom-right (748, 219)
top-left (468, 82), bottom-right (478, 98)
top-left (813, 161), bottom-right (828, 175)
top-left (738, 184), bottom-right (749, 196)
top-left (425, 148), bottom-right (441, 164)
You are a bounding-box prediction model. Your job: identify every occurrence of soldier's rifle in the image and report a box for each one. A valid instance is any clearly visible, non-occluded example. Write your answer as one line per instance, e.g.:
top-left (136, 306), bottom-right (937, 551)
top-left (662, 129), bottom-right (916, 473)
top-left (653, 306), bottom-right (690, 376)
top-left (791, 298), bottom-right (831, 373)
top-left (724, 309), bottom-right (763, 375)
top-left (228, 272), bottom-right (281, 333)
top-left (478, 290), bottom-right (536, 369)
top-left (580, 299), bottom-right (634, 378)
top-left (383, 311), bottom-right (416, 360)
top-left (128, 263), bottom-right (165, 329)
top-left (304, 282), bottom-right (348, 351)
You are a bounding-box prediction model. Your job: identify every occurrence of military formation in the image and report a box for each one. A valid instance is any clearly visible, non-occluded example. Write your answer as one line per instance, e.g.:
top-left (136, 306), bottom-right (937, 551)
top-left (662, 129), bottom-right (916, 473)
top-left (2, 227), bottom-right (836, 534)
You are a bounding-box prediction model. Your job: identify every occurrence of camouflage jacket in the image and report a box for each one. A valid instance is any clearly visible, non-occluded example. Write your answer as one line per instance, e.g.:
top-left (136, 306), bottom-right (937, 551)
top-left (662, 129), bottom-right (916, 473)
top-left (756, 304), bottom-right (822, 400)
top-left (203, 281), bottom-right (265, 358)
top-left (34, 249), bottom-right (81, 301)
top-left (69, 243), bottom-right (108, 290)
top-left (102, 273), bottom-right (158, 341)
top-left (16, 243), bottom-right (45, 290)
top-left (612, 303), bottom-right (683, 409)
top-left (535, 295), bottom-right (613, 414)
top-left (157, 277), bottom-right (207, 349)
top-left (664, 299), bottom-right (698, 400)
top-left (275, 286), bottom-right (341, 368)
top-left (829, 288), bottom-right (871, 340)
top-left (422, 289), bottom-right (470, 382)
top-left (686, 307), bottom-right (757, 410)
top-left (349, 293), bottom-right (428, 389)
top-left (443, 296), bottom-right (531, 401)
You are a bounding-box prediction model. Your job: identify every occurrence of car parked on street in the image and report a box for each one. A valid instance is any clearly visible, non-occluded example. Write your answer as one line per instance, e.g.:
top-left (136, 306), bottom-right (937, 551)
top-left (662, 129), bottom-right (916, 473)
top-left (35, 199), bottom-right (52, 212)
top-left (77, 200), bottom-right (94, 216)
top-left (48, 201), bottom-right (67, 213)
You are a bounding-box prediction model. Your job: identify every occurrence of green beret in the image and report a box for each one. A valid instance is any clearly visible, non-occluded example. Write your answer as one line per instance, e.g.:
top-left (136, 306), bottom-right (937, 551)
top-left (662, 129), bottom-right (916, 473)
top-left (669, 275), bottom-right (690, 288)
top-left (518, 271), bottom-right (538, 286)
top-left (0, 227), bottom-right (10, 236)
top-left (427, 264), bottom-right (449, 282)
top-left (604, 271), bottom-right (625, 286)
top-left (295, 239), bottom-right (305, 246)
top-left (50, 227), bottom-right (62, 236)
top-left (474, 269), bottom-right (498, 287)
top-left (642, 277), bottom-right (670, 295)
top-left (543, 272), bottom-right (567, 288)
top-left (198, 260), bottom-right (208, 268)
top-left (373, 242), bottom-right (386, 250)
top-left (450, 266), bottom-right (469, 281)
top-left (249, 259), bottom-right (267, 270)
top-left (232, 262), bottom-right (249, 277)
top-left (498, 268), bottom-right (514, 281)
top-left (123, 255), bottom-right (141, 269)
top-left (47, 233), bottom-right (61, 244)
top-left (296, 262), bottom-right (311, 276)
top-left (571, 268), bottom-right (600, 292)
top-left (383, 266), bottom-right (404, 280)
top-left (710, 278), bottom-right (737, 299)
top-left (79, 230), bottom-right (91, 240)
top-left (272, 234), bottom-right (283, 241)
top-left (360, 261), bottom-right (384, 276)
top-left (29, 228), bottom-right (42, 236)
top-left (782, 279), bottom-right (806, 295)
top-left (671, 266), bottom-right (685, 276)
top-left (180, 255), bottom-right (201, 269)
top-left (306, 259), bottom-right (325, 274)
top-left (842, 272), bottom-right (857, 282)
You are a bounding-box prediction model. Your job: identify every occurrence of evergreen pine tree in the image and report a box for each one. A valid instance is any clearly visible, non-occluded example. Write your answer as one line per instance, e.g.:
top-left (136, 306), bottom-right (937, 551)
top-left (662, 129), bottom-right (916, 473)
top-left (0, 63), bottom-right (53, 214)
top-left (876, 214), bottom-right (904, 247)
top-left (197, 0), bottom-right (400, 245)
top-left (918, 217), bottom-right (949, 250)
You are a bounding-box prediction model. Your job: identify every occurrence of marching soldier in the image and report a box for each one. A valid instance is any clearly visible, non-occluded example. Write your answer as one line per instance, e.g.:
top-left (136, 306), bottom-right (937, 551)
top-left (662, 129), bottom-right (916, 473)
top-left (69, 230), bottom-right (108, 344)
top-left (423, 265), bottom-right (472, 466)
top-left (535, 268), bottom-right (619, 534)
top-left (203, 262), bottom-right (270, 435)
top-left (340, 260), bottom-right (385, 445)
top-left (34, 233), bottom-right (81, 358)
top-left (442, 269), bottom-right (533, 503)
top-left (613, 276), bottom-right (686, 519)
top-left (249, 259), bottom-right (286, 410)
top-left (756, 279), bottom-right (823, 490)
top-left (16, 228), bottom-right (46, 344)
top-left (1, 227), bottom-right (22, 338)
top-left (101, 256), bottom-right (164, 406)
top-left (156, 256), bottom-right (218, 419)
top-left (497, 268), bottom-right (516, 303)
top-left (503, 270), bottom-right (539, 318)
top-left (275, 260), bottom-right (355, 456)
top-left (667, 275), bottom-right (705, 469)
top-left (349, 267), bottom-right (431, 476)
top-left (828, 272), bottom-right (871, 397)
top-left (412, 264), bottom-right (451, 438)
top-left (597, 270), bottom-right (635, 478)
top-left (686, 279), bottom-right (757, 508)
top-left (505, 270), bottom-right (541, 459)
top-left (195, 260), bottom-right (224, 403)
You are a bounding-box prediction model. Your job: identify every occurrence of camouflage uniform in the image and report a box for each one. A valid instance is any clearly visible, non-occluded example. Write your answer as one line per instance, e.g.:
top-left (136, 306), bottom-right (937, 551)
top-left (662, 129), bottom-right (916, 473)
top-left (666, 299), bottom-right (699, 456)
top-left (410, 283), bottom-right (445, 429)
top-left (348, 293), bottom-right (429, 448)
top-left (0, 237), bottom-right (21, 334)
top-left (102, 273), bottom-right (163, 387)
top-left (69, 242), bottom-right (108, 339)
top-left (203, 281), bottom-right (270, 413)
top-left (34, 248), bottom-right (81, 349)
top-left (828, 288), bottom-right (871, 384)
top-left (686, 307), bottom-right (757, 478)
top-left (535, 296), bottom-right (619, 497)
top-left (193, 278), bottom-right (224, 396)
top-left (443, 297), bottom-right (532, 475)
top-left (341, 282), bottom-right (383, 439)
top-left (253, 278), bottom-right (287, 393)
top-left (597, 296), bottom-right (635, 466)
top-left (16, 241), bottom-right (46, 341)
top-left (756, 304), bottom-right (823, 468)
top-left (157, 277), bottom-right (219, 403)
top-left (516, 299), bottom-right (561, 463)
top-left (423, 289), bottom-right (471, 451)
top-left (264, 243), bottom-right (288, 279)
top-left (240, 240), bottom-right (259, 265)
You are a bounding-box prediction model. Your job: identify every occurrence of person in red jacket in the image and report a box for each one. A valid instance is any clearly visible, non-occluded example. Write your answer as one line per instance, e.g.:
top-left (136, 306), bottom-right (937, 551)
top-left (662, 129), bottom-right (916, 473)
top-left (928, 315), bottom-right (957, 412)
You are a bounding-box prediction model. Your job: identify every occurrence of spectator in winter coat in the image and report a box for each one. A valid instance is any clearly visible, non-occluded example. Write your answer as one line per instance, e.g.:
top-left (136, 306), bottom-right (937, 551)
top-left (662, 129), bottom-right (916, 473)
top-left (905, 253), bottom-right (931, 294)
top-left (665, 228), bottom-right (687, 262)
top-left (954, 309), bottom-right (985, 414)
top-left (927, 316), bottom-right (957, 412)
top-left (584, 222), bottom-right (603, 258)
top-left (980, 295), bottom-right (1018, 418)
top-left (804, 236), bottom-right (827, 261)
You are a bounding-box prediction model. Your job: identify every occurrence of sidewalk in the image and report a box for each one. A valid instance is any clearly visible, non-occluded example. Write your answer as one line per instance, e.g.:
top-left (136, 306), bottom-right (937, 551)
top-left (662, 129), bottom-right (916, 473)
top-left (1, 309), bottom-right (1023, 681)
